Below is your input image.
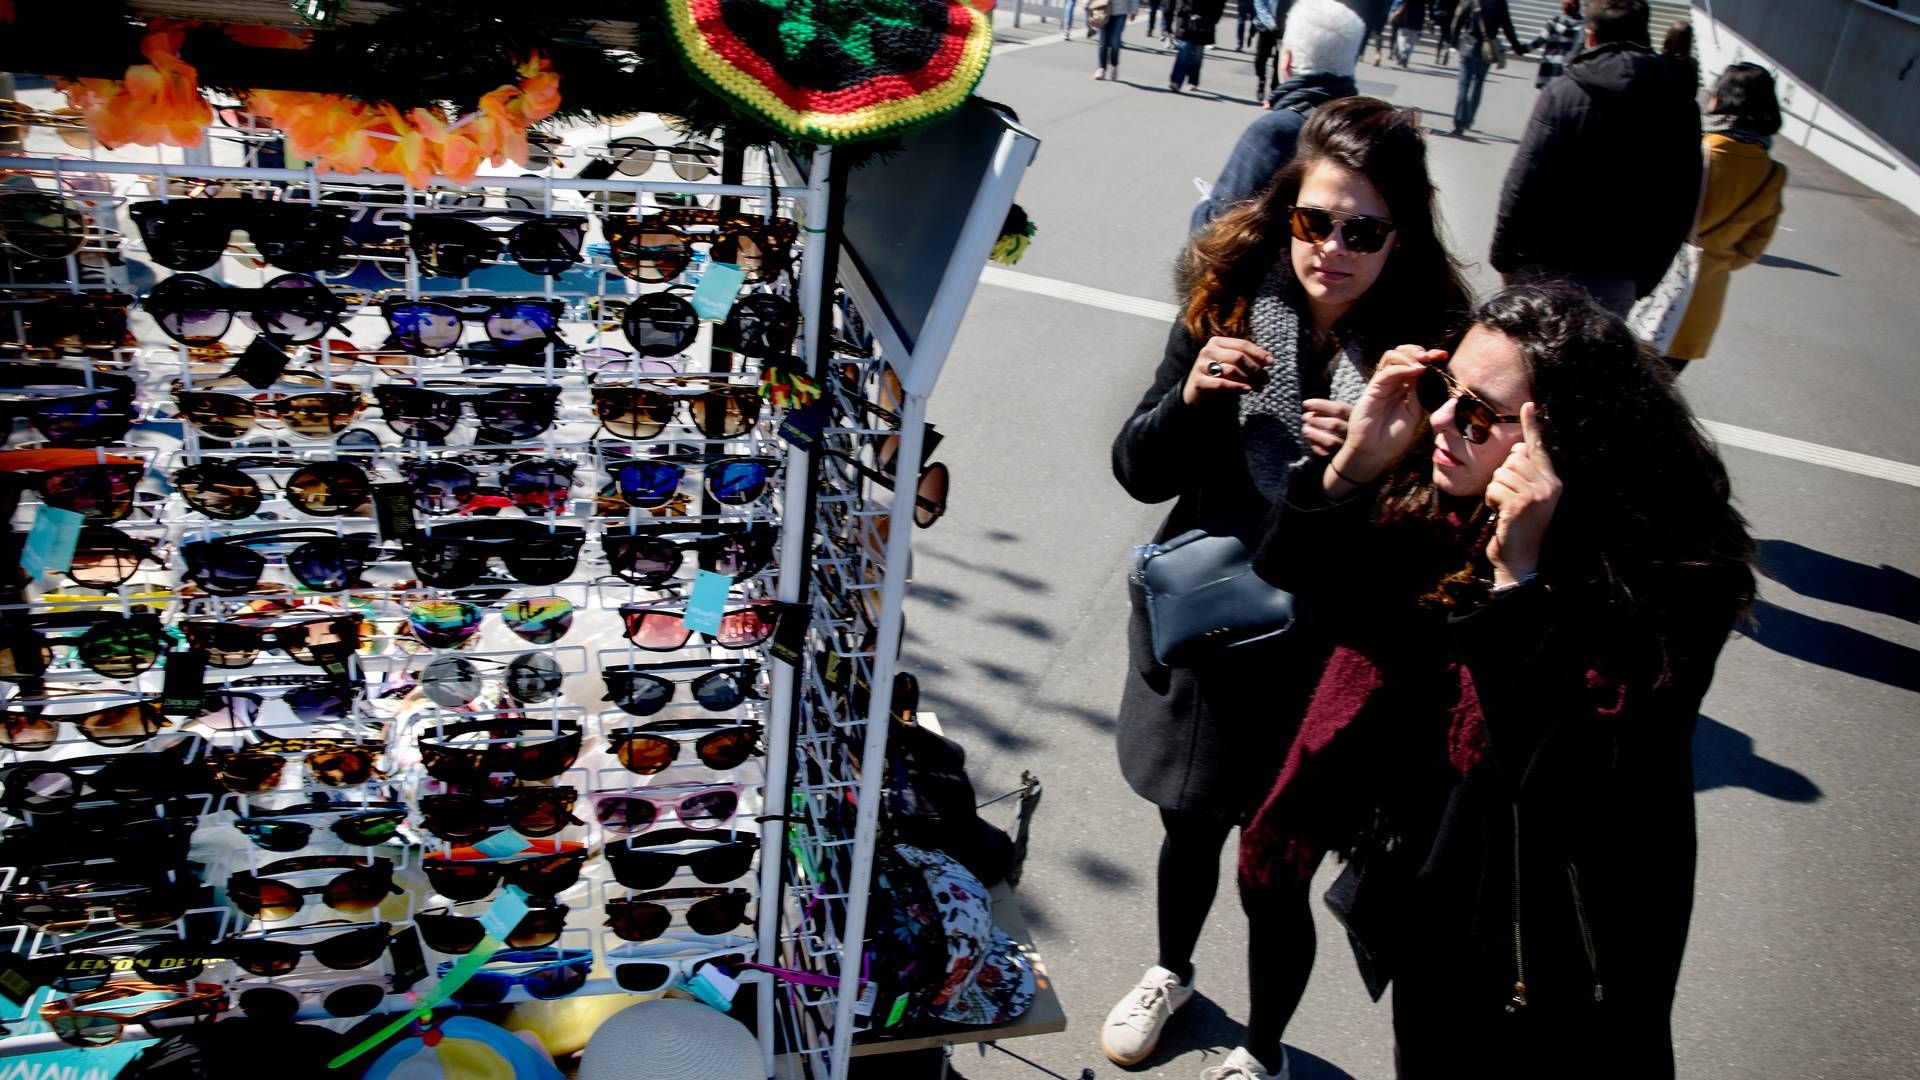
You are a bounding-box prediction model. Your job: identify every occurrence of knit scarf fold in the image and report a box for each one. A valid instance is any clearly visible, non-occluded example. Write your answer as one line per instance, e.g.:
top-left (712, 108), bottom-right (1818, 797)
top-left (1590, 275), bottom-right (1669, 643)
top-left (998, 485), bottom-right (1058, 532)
top-left (1238, 262), bottom-right (1372, 502)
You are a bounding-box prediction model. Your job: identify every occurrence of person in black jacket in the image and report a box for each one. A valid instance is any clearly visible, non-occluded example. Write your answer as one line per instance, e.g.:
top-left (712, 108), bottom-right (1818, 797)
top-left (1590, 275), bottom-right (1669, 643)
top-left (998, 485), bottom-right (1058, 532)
top-left (1168, 0), bottom-right (1229, 91)
top-left (1450, 0), bottom-right (1528, 133)
top-left (1106, 99), bottom-right (1470, 1080)
top-left (1489, 0), bottom-right (1701, 314)
top-left (1244, 282), bottom-right (1755, 1077)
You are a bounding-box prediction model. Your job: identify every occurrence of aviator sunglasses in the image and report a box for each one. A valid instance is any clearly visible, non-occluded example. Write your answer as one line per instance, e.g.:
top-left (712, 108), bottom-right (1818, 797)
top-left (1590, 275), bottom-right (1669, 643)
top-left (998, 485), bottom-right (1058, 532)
top-left (1416, 362), bottom-right (1522, 445)
top-left (1286, 204), bottom-right (1397, 255)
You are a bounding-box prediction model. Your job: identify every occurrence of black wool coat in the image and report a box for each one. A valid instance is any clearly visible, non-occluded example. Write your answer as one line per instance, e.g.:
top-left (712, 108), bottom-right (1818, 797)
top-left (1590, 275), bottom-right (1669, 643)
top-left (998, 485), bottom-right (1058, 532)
top-left (1110, 320), bottom-right (1329, 823)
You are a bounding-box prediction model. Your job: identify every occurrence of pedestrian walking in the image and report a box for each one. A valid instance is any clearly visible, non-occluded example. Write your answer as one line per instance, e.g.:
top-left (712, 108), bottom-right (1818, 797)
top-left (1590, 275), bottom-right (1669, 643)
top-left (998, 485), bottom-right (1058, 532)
top-left (1236, 0), bottom-right (1254, 49)
top-left (1431, 0), bottom-right (1456, 63)
top-left (1147, 0), bottom-right (1165, 38)
top-left (1662, 19), bottom-right (1700, 94)
top-left (1527, 0), bottom-right (1583, 88)
top-left (1666, 64), bottom-right (1787, 372)
top-left (1248, 0), bottom-right (1286, 100)
top-left (1246, 280), bottom-right (1755, 1079)
top-left (1388, 0), bottom-right (1427, 67)
top-left (1449, 0), bottom-right (1528, 134)
top-left (1193, 0), bottom-right (1367, 231)
top-left (1168, 0), bottom-right (1227, 91)
top-left (1107, 97), bottom-right (1471, 1080)
top-left (1095, 0), bottom-right (1142, 79)
top-left (1489, 0), bottom-right (1700, 314)
top-left (1065, 0), bottom-right (1078, 35)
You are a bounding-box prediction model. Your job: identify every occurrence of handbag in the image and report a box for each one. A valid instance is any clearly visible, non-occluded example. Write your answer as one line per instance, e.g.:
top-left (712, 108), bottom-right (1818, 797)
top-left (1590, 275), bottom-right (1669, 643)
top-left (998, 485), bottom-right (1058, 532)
top-left (1471, 2), bottom-right (1505, 67)
top-left (1132, 529), bottom-right (1294, 667)
top-left (1088, 0), bottom-right (1111, 29)
top-left (1322, 820), bottom-right (1415, 1002)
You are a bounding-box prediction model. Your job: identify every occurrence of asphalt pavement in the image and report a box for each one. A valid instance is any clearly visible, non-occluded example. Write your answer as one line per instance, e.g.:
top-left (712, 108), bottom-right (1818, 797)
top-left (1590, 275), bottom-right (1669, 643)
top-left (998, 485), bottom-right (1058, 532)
top-left (895, 15), bottom-right (1920, 1080)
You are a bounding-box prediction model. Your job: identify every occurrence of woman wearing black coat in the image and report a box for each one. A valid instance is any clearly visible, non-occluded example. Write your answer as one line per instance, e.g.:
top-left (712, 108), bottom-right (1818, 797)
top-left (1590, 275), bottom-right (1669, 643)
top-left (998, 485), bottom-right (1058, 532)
top-left (1243, 283), bottom-right (1755, 1077)
top-left (1167, 0), bottom-right (1228, 91)
top-left (1104, 99), bottom-right (1469, 1080)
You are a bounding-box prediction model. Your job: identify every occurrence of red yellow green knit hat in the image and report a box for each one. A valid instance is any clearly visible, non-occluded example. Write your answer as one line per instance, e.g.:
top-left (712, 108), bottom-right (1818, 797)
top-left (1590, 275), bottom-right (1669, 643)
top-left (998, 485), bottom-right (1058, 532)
top-left (663, 0), bottom-right (994, 144)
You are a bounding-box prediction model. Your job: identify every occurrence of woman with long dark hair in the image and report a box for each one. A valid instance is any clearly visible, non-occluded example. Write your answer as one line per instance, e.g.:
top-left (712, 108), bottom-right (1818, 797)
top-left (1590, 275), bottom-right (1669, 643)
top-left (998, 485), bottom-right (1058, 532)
top-left (1244, 281), bottom-right (1755, 1077)
top-left (1106, 97), bottom-right (1469, 1080)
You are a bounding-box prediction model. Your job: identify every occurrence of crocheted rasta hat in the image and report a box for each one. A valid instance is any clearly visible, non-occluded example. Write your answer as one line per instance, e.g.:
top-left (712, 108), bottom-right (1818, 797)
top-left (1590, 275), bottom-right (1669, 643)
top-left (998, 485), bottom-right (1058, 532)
top-left (662, 0), bottom-right (994, 144)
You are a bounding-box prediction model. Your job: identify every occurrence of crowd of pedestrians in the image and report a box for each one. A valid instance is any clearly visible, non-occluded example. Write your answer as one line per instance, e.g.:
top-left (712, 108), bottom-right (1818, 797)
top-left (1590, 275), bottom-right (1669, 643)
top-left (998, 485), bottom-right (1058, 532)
top-left (1094, 1), bottom-right (1789, 1077)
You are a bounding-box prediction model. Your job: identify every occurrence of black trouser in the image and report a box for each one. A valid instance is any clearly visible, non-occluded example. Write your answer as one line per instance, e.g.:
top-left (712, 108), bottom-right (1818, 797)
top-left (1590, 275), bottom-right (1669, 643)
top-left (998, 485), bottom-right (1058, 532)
top-left (1157, 807), bottom-right (1317, 1074)
top-left (1252, 29), bottom-right (1280, 93)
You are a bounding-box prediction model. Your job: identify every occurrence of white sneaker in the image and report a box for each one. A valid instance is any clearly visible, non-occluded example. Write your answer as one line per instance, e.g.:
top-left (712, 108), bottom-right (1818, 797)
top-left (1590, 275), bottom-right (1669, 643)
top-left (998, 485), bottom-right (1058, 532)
top-left (1100, 965), bottom-right (1195, 1066)
top-left (1201, 1046), bottom-right (1290, 1080)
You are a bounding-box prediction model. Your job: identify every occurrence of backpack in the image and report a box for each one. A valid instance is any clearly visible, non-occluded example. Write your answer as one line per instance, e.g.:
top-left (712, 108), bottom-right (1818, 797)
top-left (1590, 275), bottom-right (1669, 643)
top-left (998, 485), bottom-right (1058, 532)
top-left (1088, 0), bottom-right (1112, 29)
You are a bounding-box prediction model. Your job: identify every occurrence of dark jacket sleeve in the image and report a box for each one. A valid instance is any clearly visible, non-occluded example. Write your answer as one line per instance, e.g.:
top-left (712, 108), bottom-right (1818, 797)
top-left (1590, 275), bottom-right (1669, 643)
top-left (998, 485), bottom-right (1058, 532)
top-left (1636, 107), bottom-right (1704, 297)
top-left (1489, 86), bottom-right (1570, 274)
top-left (1495, 3), bottom-right (1523, 50)
top-left (1112, 321), bottom-right (1235, 504)
top-left (1192, 111), bottom-right (1306, 234)
top-left (1250, 460), bottom-right (1378, 595)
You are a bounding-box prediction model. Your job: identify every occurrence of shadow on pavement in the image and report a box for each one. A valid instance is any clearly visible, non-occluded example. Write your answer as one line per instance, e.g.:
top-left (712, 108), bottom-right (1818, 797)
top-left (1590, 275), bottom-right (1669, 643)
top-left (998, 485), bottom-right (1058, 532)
top-left (1755, 253), bottom-right (1842, 277)
top-left (1693, 715), bottom-right (1822, 802)
top-left (1121, 991), bottom-right (1241, 1071)
top-left (1289, 1047), bottom-right (1366, 1080)
top-left (1739, 598), bottom-right (1920, 694)
top-left (1755, 538), bottom-right (1920, 622)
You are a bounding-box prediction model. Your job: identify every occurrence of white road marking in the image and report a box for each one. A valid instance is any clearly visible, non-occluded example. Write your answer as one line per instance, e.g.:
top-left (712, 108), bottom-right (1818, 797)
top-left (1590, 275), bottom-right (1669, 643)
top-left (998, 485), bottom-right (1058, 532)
top-left (977, 266), bottom-right (1920, 488)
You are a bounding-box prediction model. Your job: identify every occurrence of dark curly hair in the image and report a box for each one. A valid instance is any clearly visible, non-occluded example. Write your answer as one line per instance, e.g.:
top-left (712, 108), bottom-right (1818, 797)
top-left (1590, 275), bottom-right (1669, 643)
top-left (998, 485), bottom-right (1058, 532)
top-left (1381, 282), bottom-right (1756, 682)
top-left (1181, 96), bottom-right (1471, 357)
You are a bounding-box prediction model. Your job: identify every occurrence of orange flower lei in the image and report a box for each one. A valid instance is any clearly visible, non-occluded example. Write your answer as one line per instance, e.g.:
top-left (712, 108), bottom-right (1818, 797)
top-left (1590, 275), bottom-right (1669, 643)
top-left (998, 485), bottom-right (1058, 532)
top-left (57, 20), bottom-right (213, 149)
top-left (247, 54), bottom-right (562, 187)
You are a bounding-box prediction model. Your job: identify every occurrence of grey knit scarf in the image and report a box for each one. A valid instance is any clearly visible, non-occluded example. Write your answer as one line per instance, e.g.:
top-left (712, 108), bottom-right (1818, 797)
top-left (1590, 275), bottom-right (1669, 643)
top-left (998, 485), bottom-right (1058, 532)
top-left (1239, 261), bottom-right (1372, 502)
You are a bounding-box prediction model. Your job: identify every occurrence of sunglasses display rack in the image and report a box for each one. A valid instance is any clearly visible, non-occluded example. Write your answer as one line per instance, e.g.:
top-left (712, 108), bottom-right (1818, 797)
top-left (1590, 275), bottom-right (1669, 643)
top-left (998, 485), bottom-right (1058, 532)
top-left (0, 132), bottom-right (845, 1061)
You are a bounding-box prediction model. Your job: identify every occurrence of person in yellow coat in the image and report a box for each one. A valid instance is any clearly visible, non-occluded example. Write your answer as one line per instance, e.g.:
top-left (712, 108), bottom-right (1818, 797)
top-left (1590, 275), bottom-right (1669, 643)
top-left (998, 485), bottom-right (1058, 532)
top-left (1667, 63), bottom-right (1788, 371)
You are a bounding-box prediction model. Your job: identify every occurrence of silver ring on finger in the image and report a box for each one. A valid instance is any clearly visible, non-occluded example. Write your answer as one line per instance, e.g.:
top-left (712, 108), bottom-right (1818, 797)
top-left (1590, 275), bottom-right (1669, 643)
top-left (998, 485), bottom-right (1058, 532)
top-left (1206, 360), bottom-right (1224, 376)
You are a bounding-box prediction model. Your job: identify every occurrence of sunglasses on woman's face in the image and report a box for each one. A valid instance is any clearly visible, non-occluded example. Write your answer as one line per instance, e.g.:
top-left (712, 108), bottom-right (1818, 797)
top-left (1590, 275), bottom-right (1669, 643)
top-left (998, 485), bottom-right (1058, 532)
top-left (416, 719), bottom-right (582, 787)
top-left (181, 529), bottom-right (382, 595)
top-left (1286, 204), bottom-right (1397, 255)
top-left (591, 383), bottom-right (762, 441)
top-left (379, 296), bottom-right (564, 357)
top-left (142, 272), bottom-right (346, 346)
top-left (422, 848), bottom-right (589, 903)
top-left (404, 212), bottom-right (586, 278)
top-left (173, 459), bottom-right (373, 520)
top-left (1416, 362), bottom-right (1521, 445)
top-left (227, 856), bottom-right (398, 922)
top-left (601, 662), bottom-right (762, 717)
top-left (601, 524), bottom-right (776, 588)
top-left (419, 787), bottom-right (582, 843)
top-left (373, 384), bottom-right (561, 443)
top-left (416, 902), bottom-right (568, 953)
top-left (130, 199), bottom-right (354, 273)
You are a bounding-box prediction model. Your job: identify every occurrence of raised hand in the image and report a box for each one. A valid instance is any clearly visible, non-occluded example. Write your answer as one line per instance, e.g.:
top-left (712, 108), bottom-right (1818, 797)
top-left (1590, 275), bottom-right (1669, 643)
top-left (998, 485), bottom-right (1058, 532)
top-left (1328, 345), bottom-right (1439, 488)
top-left (1183, 337), bottom-right (1273, 405)
top-left (1485, 402), bottom-right (1561, 586)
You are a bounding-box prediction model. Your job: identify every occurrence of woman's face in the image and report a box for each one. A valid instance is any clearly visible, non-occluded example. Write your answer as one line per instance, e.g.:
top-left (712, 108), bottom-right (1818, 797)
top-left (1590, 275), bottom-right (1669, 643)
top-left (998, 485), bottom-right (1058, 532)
top-left (1430, 325), bottom-right (1530, 497)
top-left (1289, 160), bottom-right (1397, 324)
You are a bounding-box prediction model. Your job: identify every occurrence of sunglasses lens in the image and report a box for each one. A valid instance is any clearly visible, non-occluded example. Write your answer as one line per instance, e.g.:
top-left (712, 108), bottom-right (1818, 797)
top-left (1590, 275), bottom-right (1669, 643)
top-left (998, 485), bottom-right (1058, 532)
top-left (594, 388), bottom-right (672, 441)
top-left (715, 607), bottom-right (775, 649)
top-left (422, 794), bottom-right (490, 841)
top-left (607, 534), bottom-right (680, 586)
top-left (80, 622), bottom-right (164, 679)
top-left (252, 277), bottom-right (335, 344)
top-left (69, 531), bottom-right (142, 588)
top-left (1456, 401), bottom-right (1495, 444)
top-left (324, 982), bottom-right (385, 1017)
top-left (689, 391), bottom-right (760, 437)
top-left (609, 902), bottom-right (672, 942)
top-left (524, 961), bottom-right (587, 999)
top-left (614, 733), bottom-right (677, 775)
top-left (688, 891), bottom-right (752, 934)
top-left (1343, 220), bottom-right (1389, 253)
top-left (618, 231), bottom-right (688, 284)
top-left (473, 389), bottom-right (557, 442)
top-left (512, 854), bottom-right (584, 897)
top-left (424, 861), bottom-right (495, 903)
top-left (622, 294), bottom-right (697, 355)
top-left (621, 611), bottom-right (691, 651)
top-left (176, 392), bottom-right (254, 439)
top-left (509, 221), bottom-right (583, 277)
top-left (605, 672), bottom-right (670, 717)
top-left (613, 462), bottom-right (682, 508)
top-left (2, 192), bottom-right (87, 261)
top-left (706, 461), bottom-right (768, 505)
top-left (417, 914), bottom-right (484, 954)
top-left (336, 811), bottom-right (403, 846)
top-left (1416, 365), bottom-right (1450, 413)
top-left (43, 466), bottom-right (138, 520)
top-left (679, 789), bottom-right (740, 829)
top-left (593, 795), bottom-right (656, 833)
top-left (451, 973), bottom-right (511, 1005)
top-left (326, 868), bottom-right (391, 914)
top-left (77, 702), bottom-right (164, 747)
top-left (506, 653), bottom-right (564, 704)
top-left (278, 393), bottom-right (358, 437)
top-left (510, 792), bottom-right (573, 837)
top-left (4, 763), bottom-right (74, 808)
top-left (614, 961), bottom-right (674, 994)
top-left (914, 462), bottom-right (951, 528)
top-left (286, 684), bottom-right (351, 722)
top-left (409, 601), bottom-right (483, 648)
top-left (486, 303), bottom-right (557, 347)
top-left (238, 879), bottom-right (302, 921)
top-left (34, 392), bottom-right (133, 445)
top-left (52, 1012), bottom-right (122, 1047)
top-left (509, 907), bottom-right (567, 948)
top-left (688, 843), bottom-right (755, 884)
top-left (696, 729), bottom-right (757, 770)
top-left (308, 749), bottom-right (375, 786)
top-left (422, 656), bottom-right (482, 708)
top-left (412, 218), bottom-right (492, 278)
top-left (692, 669), bottom-right (749, 711)
top-left (504, 461), bottom-right (573, 514)
top-left (288, 462), bottom-right (370, 516)
top-left (386, 303), bottom-right (463, 355)
top-left (238, 820), bottom-right (310, 852)
top-left (234, 940), bottom-right (302, 976)
top-left (500, 536), bottom-right (583, 586)
top-left (503, 597), bottom-right (573, 644)
top-left (176, 464), bottom-right (261, 519)
top-left (286, 541), bottom-right (358, 591)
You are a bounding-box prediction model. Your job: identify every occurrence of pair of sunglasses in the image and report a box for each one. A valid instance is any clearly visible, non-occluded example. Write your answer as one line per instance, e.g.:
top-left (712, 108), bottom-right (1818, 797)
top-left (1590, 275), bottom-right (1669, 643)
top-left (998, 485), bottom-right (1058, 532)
top-left (405, 596), bottom-right (575, 649)
top-left (373, 384), bottom-right (561, 443)
top-left (590, 382), bottom-right (763, 441)
top-left (227, 856), bottom-right (398, 921)
top-left (418, 787), bottom-right (581, 842)
top-left (233, 806), bottom-right (408, 851)
top-left (0, 697), bottom-right (169, 752)
top-left (602, 661), bottom-right (762, 717)
top-left (423, 845), bottom-right (589, 902)
top-left (595, 139), bottom-right (719, 182)
top-left (606, 720), bottom-right (760, 775)
top-left (601, 524), bottom-right (776, 588)
top-left (173, 382), bottom-right (364, 441)
top-left (416, 902), bottom-right (568, 953)
top-left (592, 786), bottom-right (742, 835)
top-left (417, 719), bottom-right (582, 787)
top-left (2, 882), bottom-right (192, 935)
top-left (617, 601), bottom-right (778, 652)
top-left (180, 529), bottom-right (382, 594)
top-left (605, 209), bottom-right (797, 284)
top-left (0, 740), bottom-right (203, 810)
top-left (401, 456), bottom-right (575, 516)
top-left (64, 525), bottom-right (166, 587)
top-left (40, 981), bottom-right (226, 1047)
top-left (143, 273), bottom-right (346, 346)
top-left (0, 191), bottom-right (91, 262)
top-left (130, 198), bottom-right (353, 272)
top-left (198, 678), bottom-right (359, 727)
top-left (605, 455), bottom-right (780, 510)
top-left (405, 212), bottom-right (586, 278)
top-left (174, 459), bottom-right (372, 519)
top-left (227, 921), bottom-right (390, 976)
top-left (181, 612), bottom-right (362, 668)
top-left (0, 364), bottom-right (137, 445)
top-left (823, 448), bottom-right (950, 529)
top-left (213, 740), bottom-right (383, 791)
top-left (0, 612), bottom-right (169, 680)
top-left (605, 887), bottom-right (751, 941)
top-left (401, 521), bottom-right (586, 587)
top-left (617, 292), bottom-right (797, 359)
top-left (0, 449), bottom-right (144, 521)
top-left (1416, 362), bottom-right (1523, 444)
top-left (445, 948), bottom-right (592, 1004)
top-left (604, 829), bottom-right (755, 890)
top-left (235, 977), bottom-right (387, 1020)
top-left (379, 296), bottom-right (563, 357)
top-left (1286, 204), bottom-right (1397, 255)
top-left (416, 651), bottom-right (563, 708)
top-left (609, 946), bottom-right (751, 995)
top-left (0, 291), bottom-right (133, 354)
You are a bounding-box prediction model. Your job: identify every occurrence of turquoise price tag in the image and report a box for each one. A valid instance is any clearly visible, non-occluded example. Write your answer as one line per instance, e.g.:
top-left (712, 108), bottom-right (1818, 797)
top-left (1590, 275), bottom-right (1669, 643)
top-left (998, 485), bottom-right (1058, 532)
top-left (472, 830), bottom-right (529, 859)
top-left (477, 885), bottom-right (532, 940)
top-left (689, 262), bottom-right (747, 321)
top-left (681, 569), bottom-right (731, 636)
top-left (20, 506), bottom-right (83, 578)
